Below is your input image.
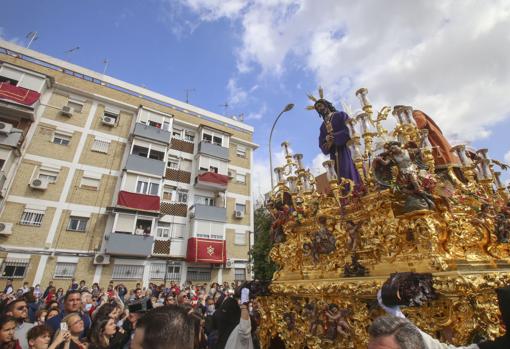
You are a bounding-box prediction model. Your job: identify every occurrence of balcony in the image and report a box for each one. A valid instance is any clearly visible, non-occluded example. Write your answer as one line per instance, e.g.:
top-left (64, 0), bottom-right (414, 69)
top-left (0, 82), bottom-right (41, 108)
top-left (133, 123), bottom-right (171, 144)
top-left (125, 154), bottom-right (165, 177)
top-left (105, 232), bottom-right (154, 257)
top-left (160, 201), bottom-right (188, 217)
top-left (198, 141), bottom-right (229, 161)
top-left (170, 138), bottom-right (194, 154)
top-left (117, 191), bottom-right (160, 212)
top-left (195, 171), bottom-right (228, 191)
top-left (186, 237), bottom-right (226, 264)
top-left (190, 204), bottom-right (226, 223)
top-left (165, 168), bottom-right (191, 184)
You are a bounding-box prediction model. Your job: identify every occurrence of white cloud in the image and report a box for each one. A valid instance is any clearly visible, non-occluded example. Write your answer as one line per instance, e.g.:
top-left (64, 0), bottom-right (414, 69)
top-left (309, 152), bottom-right (328, 176)
top-left (227, 78), bottom-right (248, 106)
top-left (177, 0), bottom-right (510, 142)
top-left (245, 103), bottom-right (267, 121)
top-left (505, 150), bottom-right (510, 163)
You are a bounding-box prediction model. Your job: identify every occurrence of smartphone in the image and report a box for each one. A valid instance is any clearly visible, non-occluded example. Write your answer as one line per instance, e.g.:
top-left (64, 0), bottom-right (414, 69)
top-left (60, 322), bottom-right (68, 331)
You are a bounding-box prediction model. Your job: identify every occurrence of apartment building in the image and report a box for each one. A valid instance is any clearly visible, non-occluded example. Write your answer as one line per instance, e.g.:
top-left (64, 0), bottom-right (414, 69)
top-left (0, 40), bottom-right (257, 289)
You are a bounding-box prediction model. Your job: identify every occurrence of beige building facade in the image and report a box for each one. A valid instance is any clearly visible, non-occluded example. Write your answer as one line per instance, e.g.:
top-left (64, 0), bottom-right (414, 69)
top-left (0, 40), bottom-right (256, 289)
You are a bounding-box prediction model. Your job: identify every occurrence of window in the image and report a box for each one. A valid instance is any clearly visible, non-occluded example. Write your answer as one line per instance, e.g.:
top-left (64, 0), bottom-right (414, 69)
top-left (187, 268), bottom-right (211, 282)
top-left (136, 179), bottom-right (159, 195)
top-left (195, 195), bottom-right (215, 206)
top-left (112, 264), bottom-right (144, 280)
top-left (162, 186), bottom-right (174, 201)
top-left (163, 121), bottom-right (171, 131)
top-left (197, 233), bottom-right (209, 238)
top-left (171, 223), bottom-right (185, 239)
top-left (80, 175), bottom-right (100, 190)
top-left (149, 149), bottom-right (165, 161)
top-left (168, 157), bottom-right (179, 170)
top-left (91, 138), bottom-right (110, 153)
top-left (132, 145), bottom-right (149, 157)
top-left (54, 262), bottom-right (77, 279)
top-left (156, 223), bottom-right (170, 238)
top-left (235, 203), bottom-right (246, 213)
top-left (211, 234), bottom-right (223, 240)
top-left (20, 209), bottom-right (44, 226)
top-left (148, 120), bottom-right (162, 128)
top-left (235, 231), bottom-right (246, 245)
top-left (172, 128), bottom-right (183, 139)
top-left (235, 173), bottom-right (246, 184)
top-left (177, 190), bottom-right (188, 204)
top-left (213, 136), bottom-right (222, 146)
top-left (38, 168), bottom-right (59, 183)
top-left (150, 263), bottom-right (180, 280)
top-left (67, 216), bottom-right (88, 232)
top-left (234, 268), bottom-right (246, 281)
top-left (1, 260), bottom-right (28, 279)
top-left (202, 133), bottom-right (212, 143)
top-left (184, 131), bottom-right (195, 142)
top-left (52, 133), bottom-right (71, 146)
top-left (236, 145), bottom-right (247, 158)
top-left (209, 166), bottom-right (218, 173)
top-left (135, 218), bottom-right (152, 235)
top-left (0, 76), bottom-right (18, 85)
top-left (67, 101), bottom-right (83, 113)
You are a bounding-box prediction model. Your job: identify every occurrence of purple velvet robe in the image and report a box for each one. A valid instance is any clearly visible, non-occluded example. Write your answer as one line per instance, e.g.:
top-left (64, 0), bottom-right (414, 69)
top-left (319, 111), bottom-right (362, 185)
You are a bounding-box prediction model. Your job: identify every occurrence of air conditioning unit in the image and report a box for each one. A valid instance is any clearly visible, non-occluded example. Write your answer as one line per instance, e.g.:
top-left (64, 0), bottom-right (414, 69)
top-left (30, 178), bottom-right (49, 190)
top-left (234, 210), bottom-right (244, 219)
top-left (101, 116), bottom-right (116, 126)
top-left (61, 105), bottom-right (74, 117)
top-left (225, 259), bottom-right (234, 268)
top-left (0, 122), bottom-right (13, 135)
top-left (93, 253), bottom-right (110, 265)
top-left (0, 222), bottom-right (13, 235)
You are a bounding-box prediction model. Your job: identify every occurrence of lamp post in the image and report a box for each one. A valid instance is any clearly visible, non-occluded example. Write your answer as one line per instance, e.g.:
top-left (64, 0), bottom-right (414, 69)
top-left (269, 103), bottom-right (294, 188)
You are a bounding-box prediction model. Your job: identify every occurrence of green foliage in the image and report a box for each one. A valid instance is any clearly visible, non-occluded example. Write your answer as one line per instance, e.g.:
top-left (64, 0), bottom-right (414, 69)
top-left (252, 206), bottom-right (277, 280)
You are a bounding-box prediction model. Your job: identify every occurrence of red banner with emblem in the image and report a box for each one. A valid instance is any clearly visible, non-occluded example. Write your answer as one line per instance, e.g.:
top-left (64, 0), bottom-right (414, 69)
top-left (186, 237), bottom-right (226, 264)
top-left (0, 82), bottom-right (40, 106)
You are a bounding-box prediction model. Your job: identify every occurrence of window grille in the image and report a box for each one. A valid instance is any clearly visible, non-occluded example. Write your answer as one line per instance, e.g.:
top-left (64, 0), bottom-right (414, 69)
top-left (1, 259), bottom-right (29, 279)
top-left (187, 268), bottom-right (211, 282)
top-left (112, 265), bottom-right (144, 280)
top-left (20, 210), bottom-right (44, 226)
top-left (52, 133), bottom-right (71, 146)
top-left (234, 268), bottom-right (246, 281)
top-left (54, 262), bottom-right (77, 279)
top-left (235, 173), bottom-right (246, 184)
top-left (149, 263), bottom-right (181, 280)
top-left (91, 138), bottom-right (110, 153)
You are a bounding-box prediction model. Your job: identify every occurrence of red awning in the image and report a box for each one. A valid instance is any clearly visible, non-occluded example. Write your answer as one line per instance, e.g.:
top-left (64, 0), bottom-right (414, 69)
top-left (197, 172), bottom-right (229, 186)
top-left (117, 191), bottom-right (160, 212)
top-left (0, 82), bottom-right (41, 106)
top-left (186, 237), bottom-right (226, 264)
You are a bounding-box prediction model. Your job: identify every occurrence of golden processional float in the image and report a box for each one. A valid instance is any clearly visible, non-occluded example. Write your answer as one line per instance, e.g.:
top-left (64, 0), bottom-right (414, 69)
top-left (258, 87), bottom-right (510, 348)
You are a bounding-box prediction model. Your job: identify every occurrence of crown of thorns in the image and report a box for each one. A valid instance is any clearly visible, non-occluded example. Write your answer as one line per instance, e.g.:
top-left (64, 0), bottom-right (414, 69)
top-left (306, 87), bottom-right (327, 111)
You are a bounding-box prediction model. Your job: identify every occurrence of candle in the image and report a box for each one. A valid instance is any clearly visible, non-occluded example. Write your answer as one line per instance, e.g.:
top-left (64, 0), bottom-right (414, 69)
top-left (419, 129), bottom-right (432, 149)
top-left (404, 106), bottom-right (416, 125)
top-left (356, 113), bottom-right (370, 135)
top-left (274, 167), bottom-right (285, 183)
top-left (476, 148), bottom-right (489, 160)
top-left (287, 176), bottom-right (298, 193)
top-left (293, 153), bottom-right (304, 170)
top-left (281, 141), bottom-right (291, 158)
top-left (355, 88), bottom-right (370, 108)
top-left (348, 139), bottom-right (363, 161)
top-left (322, 160), bottom-right (338, 181)
top-left (346, 118), bottom-right (358, 138)
top-left (392, 106), bottom-right (406, 124)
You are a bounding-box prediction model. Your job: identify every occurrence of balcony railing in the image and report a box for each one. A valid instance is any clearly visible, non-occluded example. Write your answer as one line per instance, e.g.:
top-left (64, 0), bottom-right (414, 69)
top-left (105, 232), bottom-right (154, 257)
top-left (170, 138), bottom-right (194, 154)
top-left (117, 191), bottom-right (160, 212)
top-left (198, 141), bottom-right (229, 161)
top-left (165, 168), bottom-right (191, 184)
top-left (133, 123), bottom-right (171, 144)
top-left (190, 204), bottom-right (227, 223)
top-left (125, 154), bottom-right (165, 177)
top-left (160, 201), bottom-right (188, 217)
top-left (194, 171), bottom-right (228, 191)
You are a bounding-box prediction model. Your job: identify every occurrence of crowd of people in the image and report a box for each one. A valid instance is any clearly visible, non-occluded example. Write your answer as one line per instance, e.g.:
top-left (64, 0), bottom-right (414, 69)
top-left (1, 277), bottom-right (508, 349)
top-left (0, 278), bottom-right (260, 349)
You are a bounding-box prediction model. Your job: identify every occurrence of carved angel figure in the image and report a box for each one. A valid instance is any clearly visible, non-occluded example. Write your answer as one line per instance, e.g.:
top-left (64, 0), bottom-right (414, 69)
top-left (303, 218), bottom-right (336, 265)
top-left (323, 304), bottom-right (350, 341)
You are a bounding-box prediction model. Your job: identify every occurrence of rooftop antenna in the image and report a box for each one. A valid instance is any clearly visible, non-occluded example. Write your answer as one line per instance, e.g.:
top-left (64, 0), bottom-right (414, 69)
top-left (219, 101), bottom-right (229, 116)
top-left (185, 88), bottom-right (195, 104)
top-left (25, 31), bottom-right (38, 49)
top-left (64, 46), bottom-right (80, 54)
top-left (102, 58), bottom-right (109, 75)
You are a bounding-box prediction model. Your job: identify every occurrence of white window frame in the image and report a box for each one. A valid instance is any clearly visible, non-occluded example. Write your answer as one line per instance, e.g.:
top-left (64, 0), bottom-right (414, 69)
top-left (201, 129), bottom-right (226, 147)
top-left (235, 231), bottom-right (246, 245)
top-left (236, 145), bottom-right (247, 158)
top-left (80, 173), bottom-right (101, 190)
top-left (37, 168), bottom-right (59, 183)
top-left (52, 132), bottom-right (71, 146)
top-left (67, 216), bottom-right (88, 232)
top-left (167, 157), bottom-right (179, 170)
top-left (67, 99), bottom-right (84, 114)
top-left (235, 203), bottom-right (246, 213)
top-left (1, 259), bottom-right (29, 279)
top-left (156, 222), bottom-right (170, 238)
top-left (91, 137), bottom-right (110, 154)
top-left (136, 177), bottom-right (160, 196)
top-left (235, 173), bottom-right (246, 184)
top-left (54, 262), bottom-right (77, 279)
top-left (20, 209), bottom-right (45, 226)
top-left (234, 268), bottom-right (246, 281)
top-left (184, 130), bottom-right (195, 142)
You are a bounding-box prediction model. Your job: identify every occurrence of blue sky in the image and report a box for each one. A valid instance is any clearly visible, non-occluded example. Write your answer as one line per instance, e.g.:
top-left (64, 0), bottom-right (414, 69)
top-left (2, 0), bottom-right (509, 196)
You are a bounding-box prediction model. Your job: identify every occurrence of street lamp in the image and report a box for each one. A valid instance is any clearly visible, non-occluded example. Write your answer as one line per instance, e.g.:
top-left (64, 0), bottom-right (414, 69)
top-left (269, 103), bottom-right (294, 188)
